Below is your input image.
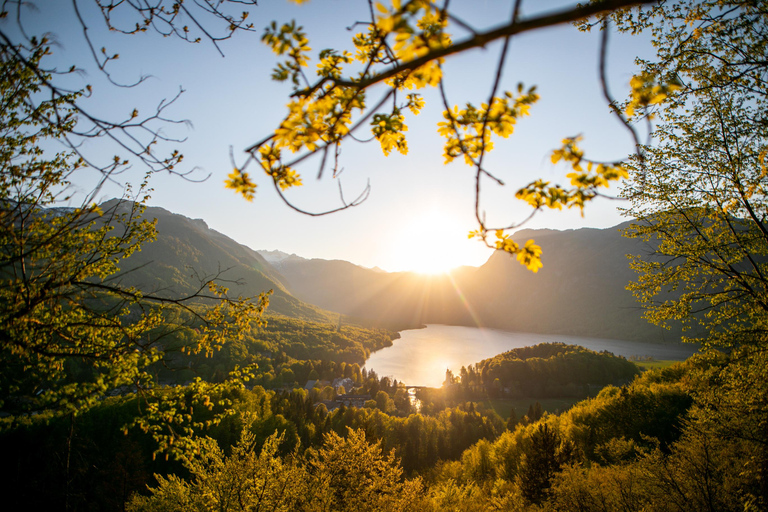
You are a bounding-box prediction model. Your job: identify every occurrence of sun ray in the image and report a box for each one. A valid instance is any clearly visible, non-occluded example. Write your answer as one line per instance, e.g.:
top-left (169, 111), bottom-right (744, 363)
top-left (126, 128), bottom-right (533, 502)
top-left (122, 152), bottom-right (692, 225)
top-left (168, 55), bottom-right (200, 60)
top-left (444, 271), bottom-right (485, 329)
top-left (386, 208), bottom-right (485, 274)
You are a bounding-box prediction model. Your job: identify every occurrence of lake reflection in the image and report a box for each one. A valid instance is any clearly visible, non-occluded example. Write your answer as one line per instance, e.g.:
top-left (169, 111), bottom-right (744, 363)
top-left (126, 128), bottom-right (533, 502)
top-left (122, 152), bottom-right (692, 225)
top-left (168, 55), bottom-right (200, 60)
top-left (364, 325), bottom-right (699, 388)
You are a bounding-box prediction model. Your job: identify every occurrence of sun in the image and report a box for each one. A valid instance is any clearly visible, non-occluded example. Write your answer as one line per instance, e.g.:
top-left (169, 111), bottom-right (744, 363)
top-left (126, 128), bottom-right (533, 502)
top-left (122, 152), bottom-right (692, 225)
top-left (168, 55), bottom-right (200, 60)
top-left (386, 209), bottom-right (486, 274)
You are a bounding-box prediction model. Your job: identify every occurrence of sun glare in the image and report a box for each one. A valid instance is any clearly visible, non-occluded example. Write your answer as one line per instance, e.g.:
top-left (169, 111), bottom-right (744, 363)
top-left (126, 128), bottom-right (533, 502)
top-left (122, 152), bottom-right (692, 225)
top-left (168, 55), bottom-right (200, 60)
top-left (388, 209), bottom-right (482, 274)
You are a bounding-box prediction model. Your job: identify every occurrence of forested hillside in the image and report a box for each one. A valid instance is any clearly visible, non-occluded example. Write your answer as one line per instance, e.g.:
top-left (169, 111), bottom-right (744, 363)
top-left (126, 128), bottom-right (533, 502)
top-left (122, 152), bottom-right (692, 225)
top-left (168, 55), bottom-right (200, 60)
top-left (111, 201), bottom-right (335, 323)
top-left (447, 343), bottom-right (640, 398)
top-left (2, 0), bottom-right (766, 510)
top-left (0, 342), bottom-right (658, 509)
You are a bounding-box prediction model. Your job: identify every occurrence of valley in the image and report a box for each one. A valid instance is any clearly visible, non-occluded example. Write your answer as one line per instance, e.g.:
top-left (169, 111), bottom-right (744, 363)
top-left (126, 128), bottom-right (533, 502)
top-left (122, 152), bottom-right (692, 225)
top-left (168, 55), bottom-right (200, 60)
top-left (108, 203), bottom-right (692, 390)
top-left (0, 202), bottom-right (743, 511)
top-left (4, 1), bottom-right (766, 508)
top-left (257, 223), bottom-right (685, 343)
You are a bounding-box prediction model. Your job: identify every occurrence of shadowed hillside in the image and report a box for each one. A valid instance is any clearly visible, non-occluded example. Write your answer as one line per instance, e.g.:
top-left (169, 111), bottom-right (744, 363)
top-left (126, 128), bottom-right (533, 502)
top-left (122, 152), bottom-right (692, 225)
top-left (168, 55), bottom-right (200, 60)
top-left (265, 254), bottom-right (480, 331)
top-left (465, 223), bottom-right (684, 342)
top-left (107, 200), bottom-right (334, 323)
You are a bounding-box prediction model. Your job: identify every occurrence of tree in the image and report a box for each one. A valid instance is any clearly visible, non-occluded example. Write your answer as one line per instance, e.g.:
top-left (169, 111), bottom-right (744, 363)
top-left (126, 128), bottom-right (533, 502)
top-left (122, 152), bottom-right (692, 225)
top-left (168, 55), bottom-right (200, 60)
top-left (374, 389), bottom-right (394, 413)
top-left (615, 1), bottom-right (768, 350)
top-left (625, 92), bottom-right (768, 348)
top-left (220, 0), bottom-right (658, 270)
top-left (506, 408), bottom-right (518, 431)
top-left (130, 427), bottom-right (425, 511)
top-left (524, 402), bottom-right (543, 424)
top-left (517, 423), bottom-right (569, 504)
top-left (311, 428), bottom-right (424, 511)
top-left (127, 430), bottom-right (313, 512)
top-left (607, 0), bottom-right (768, 505)
top-left (0, 39), bottom-right (270, 461)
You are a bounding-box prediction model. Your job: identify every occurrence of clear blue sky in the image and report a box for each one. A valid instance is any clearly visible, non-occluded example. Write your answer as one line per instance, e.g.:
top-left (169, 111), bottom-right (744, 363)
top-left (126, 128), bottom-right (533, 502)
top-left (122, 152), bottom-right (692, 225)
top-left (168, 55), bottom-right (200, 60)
top-left (18, 0), bottom-right (653, 272)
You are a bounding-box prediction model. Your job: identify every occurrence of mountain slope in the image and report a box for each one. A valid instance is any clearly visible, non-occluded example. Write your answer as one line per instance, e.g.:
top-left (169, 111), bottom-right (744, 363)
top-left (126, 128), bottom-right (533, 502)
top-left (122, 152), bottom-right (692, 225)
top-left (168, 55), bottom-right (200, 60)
top-left (106, 199), bottom-right (680, 342)
top-left (108, 201), bottom-right (333, 323)
top-left (465, 222), bottom-right (681, 342)
top-left (267, 257), bottom-right (477, 330)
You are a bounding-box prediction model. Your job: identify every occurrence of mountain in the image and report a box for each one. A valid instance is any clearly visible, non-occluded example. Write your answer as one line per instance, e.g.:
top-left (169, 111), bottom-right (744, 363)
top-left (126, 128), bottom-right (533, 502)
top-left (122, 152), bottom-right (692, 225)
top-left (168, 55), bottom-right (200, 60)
top-left (107, 199), bottom-right (681, 343)
top-left (256, 256), bottom-right (475, 331)
top-left (108, 200), bottom-right (334, 323)
top-left (258, 249), bottom-right (306, 267)
top-left (266, 221), bottom-right (682, 343)
top-left (465, 222), bottom-right (683, 342)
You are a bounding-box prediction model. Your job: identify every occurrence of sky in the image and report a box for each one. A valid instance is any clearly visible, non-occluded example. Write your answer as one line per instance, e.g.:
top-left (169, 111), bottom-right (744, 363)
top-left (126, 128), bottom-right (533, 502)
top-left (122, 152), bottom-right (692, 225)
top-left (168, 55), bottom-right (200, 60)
top-left (14, 0), bottom-right (654, 273)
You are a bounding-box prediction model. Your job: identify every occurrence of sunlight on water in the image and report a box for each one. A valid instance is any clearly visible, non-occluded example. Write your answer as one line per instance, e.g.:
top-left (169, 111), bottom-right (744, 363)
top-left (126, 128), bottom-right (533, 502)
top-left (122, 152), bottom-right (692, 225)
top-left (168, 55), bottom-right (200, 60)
top-left (364, 325), bottom-right (699, 388)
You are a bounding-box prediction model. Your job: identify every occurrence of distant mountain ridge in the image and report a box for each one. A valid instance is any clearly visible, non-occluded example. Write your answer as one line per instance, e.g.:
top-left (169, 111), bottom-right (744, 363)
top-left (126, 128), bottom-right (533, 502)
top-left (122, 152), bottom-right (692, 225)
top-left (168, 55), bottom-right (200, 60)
top-left (258, 249), bottom-right (306, 266)
top-left (265, 221), bottom-right (682, 343)
top-left (109, 200), bottom-right (679, 343)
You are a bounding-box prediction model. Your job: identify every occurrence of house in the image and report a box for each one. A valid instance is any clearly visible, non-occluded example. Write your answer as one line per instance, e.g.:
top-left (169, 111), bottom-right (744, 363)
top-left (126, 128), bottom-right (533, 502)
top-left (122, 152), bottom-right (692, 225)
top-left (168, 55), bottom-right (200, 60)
top-left (335, 394), bottom-right (371, 408)
top-left (313, 394), bottom-right (372, 412)
top-left (331, 377), bottom-right (354, 392)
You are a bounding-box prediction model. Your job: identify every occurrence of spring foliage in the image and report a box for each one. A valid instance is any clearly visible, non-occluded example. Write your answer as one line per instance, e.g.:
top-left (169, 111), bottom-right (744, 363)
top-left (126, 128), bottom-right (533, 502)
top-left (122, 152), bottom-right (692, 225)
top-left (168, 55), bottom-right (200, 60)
top-left (226, 0), bottom-right (658, 273)
top-left (0, 41), bottom-right (269, 460)
top-left (617, 0), bottom-right (768, 349)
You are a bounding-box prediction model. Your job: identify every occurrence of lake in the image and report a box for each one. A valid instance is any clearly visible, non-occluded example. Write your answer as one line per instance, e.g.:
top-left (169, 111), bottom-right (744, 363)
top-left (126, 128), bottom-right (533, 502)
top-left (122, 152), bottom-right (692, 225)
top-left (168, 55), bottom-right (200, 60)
top-left (364, 324), bottom-right (699, 387)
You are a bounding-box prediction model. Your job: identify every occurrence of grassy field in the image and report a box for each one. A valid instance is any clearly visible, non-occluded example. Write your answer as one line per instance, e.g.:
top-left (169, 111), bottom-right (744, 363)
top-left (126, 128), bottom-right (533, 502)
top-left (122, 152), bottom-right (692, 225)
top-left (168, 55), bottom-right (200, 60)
top-left (633, 359), bottom-right (680, 371)
top-left (481, 397), bottom-right (585, 420)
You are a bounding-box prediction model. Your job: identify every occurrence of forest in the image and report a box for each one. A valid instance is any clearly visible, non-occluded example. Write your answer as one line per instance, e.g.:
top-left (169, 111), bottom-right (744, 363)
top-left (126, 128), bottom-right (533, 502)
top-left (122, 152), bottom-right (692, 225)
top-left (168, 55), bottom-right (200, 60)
top-left (2, 0), bottom-right (767, 510)
top-left (0, 332), bottom-right (684, 510)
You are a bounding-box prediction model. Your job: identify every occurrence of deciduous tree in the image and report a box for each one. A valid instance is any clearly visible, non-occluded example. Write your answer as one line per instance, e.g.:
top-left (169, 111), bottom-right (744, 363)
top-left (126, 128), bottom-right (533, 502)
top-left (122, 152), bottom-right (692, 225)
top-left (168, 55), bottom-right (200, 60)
top-left (618, 0), bottom-right (768, 350)
top-left (0, 40), bottom-right (268, 460)
top-left (224, 0), bottom-right (660, 270)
